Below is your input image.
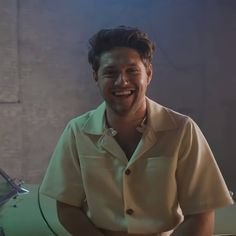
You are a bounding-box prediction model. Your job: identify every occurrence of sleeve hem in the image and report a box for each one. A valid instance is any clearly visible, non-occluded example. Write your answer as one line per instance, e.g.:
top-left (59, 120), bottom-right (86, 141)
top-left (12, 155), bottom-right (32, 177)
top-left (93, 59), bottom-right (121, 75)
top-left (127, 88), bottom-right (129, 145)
top-left (181, 198), bottom-right (234, 216)
top-left (40, 189), bottom-right (85, 208)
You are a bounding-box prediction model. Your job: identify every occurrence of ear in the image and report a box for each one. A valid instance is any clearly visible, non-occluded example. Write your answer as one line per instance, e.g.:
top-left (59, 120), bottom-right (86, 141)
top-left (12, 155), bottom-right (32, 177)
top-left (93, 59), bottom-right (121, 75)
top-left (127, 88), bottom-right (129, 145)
top-left (93, 71), bottom-right (98, 83)
top-left (146, 64), bottom-right (153, 85)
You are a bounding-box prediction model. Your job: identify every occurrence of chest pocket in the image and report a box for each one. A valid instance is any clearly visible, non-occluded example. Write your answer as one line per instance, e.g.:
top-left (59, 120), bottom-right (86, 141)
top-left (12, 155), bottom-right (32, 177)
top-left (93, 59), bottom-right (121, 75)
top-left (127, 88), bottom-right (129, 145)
top-left (80, 155), bottom-right (114, 170)
top-left (143, 156), bottom-right (176, 180)
top-left (79, 155), bottom-right (122, 191)
top-left (146, 157), bottom-right (170, 169)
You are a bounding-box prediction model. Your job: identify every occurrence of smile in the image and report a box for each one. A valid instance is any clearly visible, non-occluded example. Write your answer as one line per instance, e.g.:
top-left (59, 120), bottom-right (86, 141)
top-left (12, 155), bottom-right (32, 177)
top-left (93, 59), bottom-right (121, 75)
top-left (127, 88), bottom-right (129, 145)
top-left (112, 89), bottom-right (135, 96)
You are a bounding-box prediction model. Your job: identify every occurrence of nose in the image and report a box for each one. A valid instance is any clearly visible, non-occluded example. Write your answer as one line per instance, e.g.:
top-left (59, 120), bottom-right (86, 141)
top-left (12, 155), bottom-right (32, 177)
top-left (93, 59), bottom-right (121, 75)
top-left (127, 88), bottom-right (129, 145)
top-left (114, 73), bottom-right (128, 86)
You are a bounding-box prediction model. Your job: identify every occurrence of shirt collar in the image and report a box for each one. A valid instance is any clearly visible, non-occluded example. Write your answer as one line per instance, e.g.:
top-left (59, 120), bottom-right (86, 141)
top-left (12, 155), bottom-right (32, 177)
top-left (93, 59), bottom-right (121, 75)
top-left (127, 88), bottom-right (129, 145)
top-left (146, 97), bottom-right (178, 132)
top-left (82, 97), bottom-right (178, 135)
top-left (82, 102), bottom-right (106, 135)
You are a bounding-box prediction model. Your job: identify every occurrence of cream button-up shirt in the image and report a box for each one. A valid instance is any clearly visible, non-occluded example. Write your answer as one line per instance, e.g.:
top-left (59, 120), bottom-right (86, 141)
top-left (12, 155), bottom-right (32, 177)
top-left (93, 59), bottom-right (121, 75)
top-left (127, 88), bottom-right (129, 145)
top-left (40, 98), bottom-right (234, 235)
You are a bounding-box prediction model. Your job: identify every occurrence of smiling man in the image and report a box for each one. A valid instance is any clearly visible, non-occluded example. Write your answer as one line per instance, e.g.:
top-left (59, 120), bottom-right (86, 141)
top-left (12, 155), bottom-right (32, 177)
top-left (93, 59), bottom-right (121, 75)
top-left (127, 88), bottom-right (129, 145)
top-left (93, 46), bottom-right (152, 160)
top-left (40, 26), bottom-right (234, 236)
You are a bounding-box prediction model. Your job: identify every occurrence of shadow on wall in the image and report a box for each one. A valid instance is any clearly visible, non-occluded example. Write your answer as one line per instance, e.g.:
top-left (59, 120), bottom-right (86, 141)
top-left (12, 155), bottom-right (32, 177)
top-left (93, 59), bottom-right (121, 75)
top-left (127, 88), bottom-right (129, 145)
top-left (0, 1), bottom-right (235, 193)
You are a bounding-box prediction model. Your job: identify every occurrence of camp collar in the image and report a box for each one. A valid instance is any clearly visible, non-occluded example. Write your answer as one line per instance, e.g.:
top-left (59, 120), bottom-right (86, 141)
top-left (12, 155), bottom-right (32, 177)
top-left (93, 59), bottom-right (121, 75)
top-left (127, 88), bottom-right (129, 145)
top-left (82, 97), bottom-right (177, 135)
top-left (146, 97), bottom-right (178, 132)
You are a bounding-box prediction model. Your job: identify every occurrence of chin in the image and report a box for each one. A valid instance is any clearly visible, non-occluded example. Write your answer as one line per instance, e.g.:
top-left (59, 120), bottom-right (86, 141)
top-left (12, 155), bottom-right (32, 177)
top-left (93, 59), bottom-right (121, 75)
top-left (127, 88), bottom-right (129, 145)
top-left (111, 105), bottom-right (132, 116)
top-left (113, 109), bottom-right (130, 116)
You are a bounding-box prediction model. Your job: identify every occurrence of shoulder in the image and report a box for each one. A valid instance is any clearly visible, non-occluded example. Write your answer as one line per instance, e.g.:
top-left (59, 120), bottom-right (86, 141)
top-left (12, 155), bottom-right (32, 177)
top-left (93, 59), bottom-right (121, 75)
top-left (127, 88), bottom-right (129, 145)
top-left (147, 98), bottom-right (193, 132)
top-left (66, 109), bottom-right (96, 132)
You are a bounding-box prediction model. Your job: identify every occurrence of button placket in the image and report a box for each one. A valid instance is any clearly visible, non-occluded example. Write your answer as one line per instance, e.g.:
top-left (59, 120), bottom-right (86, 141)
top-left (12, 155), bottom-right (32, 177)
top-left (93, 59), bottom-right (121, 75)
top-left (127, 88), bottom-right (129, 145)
top-left (125, 168), bottom-right (131, 175)
top-left (126, 208), bottom-right (134, 215)
top-left (123, 165), bottom-right (136, 232)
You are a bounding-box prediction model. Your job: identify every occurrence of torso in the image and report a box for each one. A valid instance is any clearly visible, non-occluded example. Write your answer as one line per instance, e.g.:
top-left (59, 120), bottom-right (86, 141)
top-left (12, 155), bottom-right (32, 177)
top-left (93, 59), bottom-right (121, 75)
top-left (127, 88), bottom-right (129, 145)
top-left (114, 126), bottom-right (142, 160)
top-left (105, 108), bottom-right (146, 160)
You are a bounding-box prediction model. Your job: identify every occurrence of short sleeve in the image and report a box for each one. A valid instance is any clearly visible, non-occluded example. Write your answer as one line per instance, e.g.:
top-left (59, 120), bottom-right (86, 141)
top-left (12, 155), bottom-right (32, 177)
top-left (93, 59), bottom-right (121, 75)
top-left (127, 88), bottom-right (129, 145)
top-left (40, 121), bottom-right (85, 207)
top-left (176, 118), bottom-right (234, 215)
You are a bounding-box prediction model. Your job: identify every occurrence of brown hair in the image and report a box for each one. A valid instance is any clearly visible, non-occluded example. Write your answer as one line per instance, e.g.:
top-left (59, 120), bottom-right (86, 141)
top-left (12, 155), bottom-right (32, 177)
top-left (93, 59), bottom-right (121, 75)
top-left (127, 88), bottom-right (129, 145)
top-left (88, 26), bottom-right (155, 72)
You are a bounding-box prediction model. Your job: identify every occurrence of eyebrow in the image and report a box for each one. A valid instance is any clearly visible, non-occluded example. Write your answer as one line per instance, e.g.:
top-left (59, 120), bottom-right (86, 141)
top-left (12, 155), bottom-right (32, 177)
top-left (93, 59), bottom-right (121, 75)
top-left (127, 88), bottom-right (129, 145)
top-left (102, 63), bottom-right (139, 70)
top-left (127, 63), bottom-right (139, 67)
top-left (102, 65), bottom-right (116, 70)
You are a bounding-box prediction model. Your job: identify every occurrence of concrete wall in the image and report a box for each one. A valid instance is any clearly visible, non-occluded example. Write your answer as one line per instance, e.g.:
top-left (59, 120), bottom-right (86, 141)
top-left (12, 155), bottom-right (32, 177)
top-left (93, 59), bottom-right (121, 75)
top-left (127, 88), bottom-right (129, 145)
top-left (0, 0), bottom-right (235, 192)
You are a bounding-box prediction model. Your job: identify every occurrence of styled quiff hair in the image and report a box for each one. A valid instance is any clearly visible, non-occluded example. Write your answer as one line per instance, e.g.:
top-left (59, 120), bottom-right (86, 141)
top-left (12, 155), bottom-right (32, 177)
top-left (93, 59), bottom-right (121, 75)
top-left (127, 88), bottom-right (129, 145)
top-left (88, 26), bottom-right (155, 72)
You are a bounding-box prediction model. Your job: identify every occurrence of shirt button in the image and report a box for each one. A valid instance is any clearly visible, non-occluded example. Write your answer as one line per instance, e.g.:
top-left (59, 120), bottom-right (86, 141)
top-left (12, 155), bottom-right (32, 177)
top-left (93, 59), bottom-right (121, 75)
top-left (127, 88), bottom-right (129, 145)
top-left (125, 169), bottom-right (131, 175)
top-left (126, 208), bottom-right (134, 215)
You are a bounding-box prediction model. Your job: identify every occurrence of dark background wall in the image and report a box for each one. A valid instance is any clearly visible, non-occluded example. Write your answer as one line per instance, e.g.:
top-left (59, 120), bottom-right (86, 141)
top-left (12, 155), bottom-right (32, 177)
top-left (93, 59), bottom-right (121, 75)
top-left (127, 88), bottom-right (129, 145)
top-left (0, 0), bottom-right (235, 193)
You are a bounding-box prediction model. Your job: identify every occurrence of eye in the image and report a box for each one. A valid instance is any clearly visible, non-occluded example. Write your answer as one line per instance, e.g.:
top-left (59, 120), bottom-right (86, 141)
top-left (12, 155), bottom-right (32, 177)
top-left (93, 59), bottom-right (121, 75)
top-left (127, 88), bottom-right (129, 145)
top-left (127, 68), bottom-right (140, 74)
top-left (103, 70), bottom-right (118, 77)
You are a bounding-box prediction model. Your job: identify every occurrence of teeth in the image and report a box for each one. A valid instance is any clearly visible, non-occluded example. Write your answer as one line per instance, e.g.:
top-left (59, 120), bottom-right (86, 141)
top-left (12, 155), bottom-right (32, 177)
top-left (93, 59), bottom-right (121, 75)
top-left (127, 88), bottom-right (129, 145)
top-left (114, 91), bottom-right (132, 96)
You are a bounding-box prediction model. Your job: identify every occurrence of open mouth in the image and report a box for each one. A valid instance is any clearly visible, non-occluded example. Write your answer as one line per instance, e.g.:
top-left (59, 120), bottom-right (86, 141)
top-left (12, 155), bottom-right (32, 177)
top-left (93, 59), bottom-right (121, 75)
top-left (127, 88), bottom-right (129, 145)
top-left (112, 89), bottom-right (135, 97)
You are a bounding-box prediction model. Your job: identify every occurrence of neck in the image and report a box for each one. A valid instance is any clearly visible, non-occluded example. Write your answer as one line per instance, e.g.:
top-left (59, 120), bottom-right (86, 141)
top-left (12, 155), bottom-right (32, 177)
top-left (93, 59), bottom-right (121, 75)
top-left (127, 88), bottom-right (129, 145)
top-left (105, 104), bottom-right (147, 131)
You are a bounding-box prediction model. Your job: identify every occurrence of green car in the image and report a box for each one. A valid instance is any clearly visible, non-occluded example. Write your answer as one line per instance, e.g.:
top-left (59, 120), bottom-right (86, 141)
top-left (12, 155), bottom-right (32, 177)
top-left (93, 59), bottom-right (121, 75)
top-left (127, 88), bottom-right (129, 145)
top-left (0, 168), bottom-right (235, 236)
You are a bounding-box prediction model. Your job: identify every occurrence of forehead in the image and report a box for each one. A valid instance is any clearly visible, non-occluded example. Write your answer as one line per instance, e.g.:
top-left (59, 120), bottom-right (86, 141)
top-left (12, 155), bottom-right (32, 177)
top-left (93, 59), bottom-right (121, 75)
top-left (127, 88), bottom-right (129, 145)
top-left (99, 47), bottom-right (143, 69)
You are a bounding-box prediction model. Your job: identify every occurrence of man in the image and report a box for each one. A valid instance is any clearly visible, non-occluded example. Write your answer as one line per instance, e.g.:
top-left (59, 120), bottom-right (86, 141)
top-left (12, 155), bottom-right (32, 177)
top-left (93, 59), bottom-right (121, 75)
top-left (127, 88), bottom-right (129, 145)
top-left (40, 26), bottom-right (234, 236)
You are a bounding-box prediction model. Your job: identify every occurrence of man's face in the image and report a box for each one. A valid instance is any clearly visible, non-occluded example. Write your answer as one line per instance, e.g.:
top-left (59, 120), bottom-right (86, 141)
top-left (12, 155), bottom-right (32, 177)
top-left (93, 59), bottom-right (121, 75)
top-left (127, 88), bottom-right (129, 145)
top-left (93, 47), bottom-right (152, 116)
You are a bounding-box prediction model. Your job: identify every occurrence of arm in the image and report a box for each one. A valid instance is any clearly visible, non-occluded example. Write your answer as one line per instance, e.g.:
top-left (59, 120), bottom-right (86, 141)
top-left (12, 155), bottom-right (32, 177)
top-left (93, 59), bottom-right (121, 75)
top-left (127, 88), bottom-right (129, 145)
top-left (171, 210), bottom-right (215, 236)
top-left (57, 201), bottom-right (104, 236)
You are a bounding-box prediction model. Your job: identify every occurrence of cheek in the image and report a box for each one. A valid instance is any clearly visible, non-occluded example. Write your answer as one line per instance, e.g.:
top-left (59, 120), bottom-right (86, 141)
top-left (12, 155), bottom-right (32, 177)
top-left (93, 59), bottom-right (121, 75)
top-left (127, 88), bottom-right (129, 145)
top-left (139, 78), bottom-right (149, 88)
top-left (99, 81), bottom-right (111, 93)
